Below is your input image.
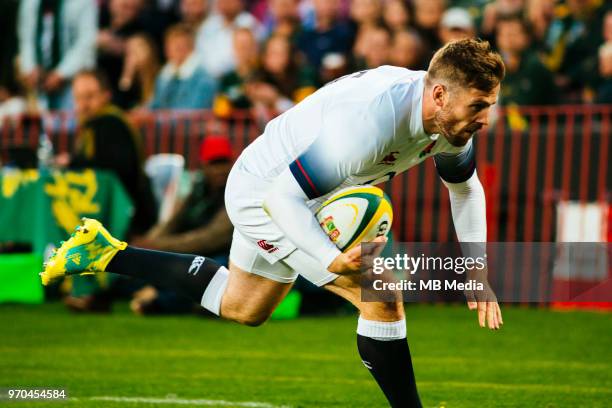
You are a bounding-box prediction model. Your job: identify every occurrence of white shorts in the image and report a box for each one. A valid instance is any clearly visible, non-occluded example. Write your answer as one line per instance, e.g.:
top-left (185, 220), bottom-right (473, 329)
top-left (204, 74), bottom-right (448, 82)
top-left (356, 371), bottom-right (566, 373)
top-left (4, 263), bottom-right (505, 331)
top-left (225, 163), bottom-right (338, 287)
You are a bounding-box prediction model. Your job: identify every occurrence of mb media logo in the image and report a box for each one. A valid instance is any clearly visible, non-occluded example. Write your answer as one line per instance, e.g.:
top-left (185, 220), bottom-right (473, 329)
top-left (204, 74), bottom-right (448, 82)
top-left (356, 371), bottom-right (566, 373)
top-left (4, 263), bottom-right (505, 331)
top-left (188, 256), bottom-right (206, 275)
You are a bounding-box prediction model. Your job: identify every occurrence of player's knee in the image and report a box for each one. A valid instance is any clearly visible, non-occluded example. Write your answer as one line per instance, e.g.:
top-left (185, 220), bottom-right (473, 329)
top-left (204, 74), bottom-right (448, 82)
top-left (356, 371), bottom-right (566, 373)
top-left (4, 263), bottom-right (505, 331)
top-left (237, 312), bottom-right (269, 327)
top-left (222, 306), bottom-right (270, 327)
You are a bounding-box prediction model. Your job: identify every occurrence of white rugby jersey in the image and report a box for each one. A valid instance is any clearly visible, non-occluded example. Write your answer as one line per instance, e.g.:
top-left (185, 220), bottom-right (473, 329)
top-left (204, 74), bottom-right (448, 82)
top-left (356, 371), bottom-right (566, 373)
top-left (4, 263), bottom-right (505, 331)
top-left (237, 66), bottom-right (470, 206)
top-left (234, 66), bottom-right (480, 268)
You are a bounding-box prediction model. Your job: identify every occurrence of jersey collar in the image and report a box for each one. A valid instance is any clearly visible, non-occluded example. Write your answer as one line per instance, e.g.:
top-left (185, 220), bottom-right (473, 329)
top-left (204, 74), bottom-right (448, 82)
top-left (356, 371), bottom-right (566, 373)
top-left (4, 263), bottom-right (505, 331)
top-left (410, 73), bottom-right (437, 141)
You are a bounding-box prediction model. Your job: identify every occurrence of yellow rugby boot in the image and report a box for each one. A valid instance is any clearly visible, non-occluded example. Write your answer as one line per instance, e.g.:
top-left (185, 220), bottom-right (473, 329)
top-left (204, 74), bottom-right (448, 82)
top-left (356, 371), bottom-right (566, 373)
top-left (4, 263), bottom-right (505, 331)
top-left (40, 218), bottom-right (127, 286)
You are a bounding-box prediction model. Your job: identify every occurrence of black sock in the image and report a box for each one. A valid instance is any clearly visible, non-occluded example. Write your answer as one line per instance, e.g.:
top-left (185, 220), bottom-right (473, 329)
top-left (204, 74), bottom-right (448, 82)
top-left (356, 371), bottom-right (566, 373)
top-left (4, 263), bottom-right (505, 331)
top-left (357, 335), bottom-right (422, 408)
top-left (106, 246), bottom-right (223, 303)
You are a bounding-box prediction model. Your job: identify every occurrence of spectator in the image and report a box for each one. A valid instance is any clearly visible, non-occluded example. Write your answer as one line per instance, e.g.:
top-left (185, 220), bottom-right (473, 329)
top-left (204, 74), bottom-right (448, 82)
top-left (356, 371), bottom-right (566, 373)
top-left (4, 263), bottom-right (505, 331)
top-left (412, 0), bottom-right (445, 60)
top-left (0, 0), bottom-right (25, 126)
top-left (0, 81), bottom-right (26, 128)
top-left (0, 0), bottom-right (19, 100)
top-left (180, 0), bottom-right (210, 60)
top-left (97, 0), bottom-right (146, 109)
top-left (605, 9), bottom-right (612, 43)
top-left (525, 0), bottom-right (555, 42)
top-left (595, 42), bottom-right (612, 103)
top-left (150, 24), bottom-right (217, 110)
top-left (181, 0), bottom-right (208, 28)
top-left (383, 0), bottom-right (411, 33)
top-left (129, 136), bottom-right (234, 315)
top-left (350, 0), bottom-right (383, 32)
top-left (249, 0), bottom-right (271, 22)
top-left (197, 0), bottom-right (263, 79)
top-left (119, 34), bottom-right (161, 108)
top-left (65, 70), bottom-right (156, 235)
top-left (133, 136), bottom-right (234, 257)
top-left (583, 10), bottom-right (612, 102)
top-left (480, 0), bottom-right (525, 40)
top-left (351, 0), bottom-right (384, 61)
top-left (496, 14), bottom-right (557, 106)
top-left (390, 29), bottom-right (426, 70)
top-left (354, 26), bottom-right (392, 70)
top-left (17, 0), bottom-right (97, 111)
top-left (137, 0), bottom-right (180, 47)
top-left (248, 34), bottom-right (317, 112)
top-left (262, 0), bottom-right (302, 40)
top-left (439, 7), bottom-right (476, 44)
top-left (215, 28), bottom-right (259, 117)
top-left (592, 11), bottom-right (612, 103)
top-left (319, 53), bottom-right (351, 84)
top-left (541, 0), bottom-right (607, 102)
top-left (297, 0), bottom-right (353, 81)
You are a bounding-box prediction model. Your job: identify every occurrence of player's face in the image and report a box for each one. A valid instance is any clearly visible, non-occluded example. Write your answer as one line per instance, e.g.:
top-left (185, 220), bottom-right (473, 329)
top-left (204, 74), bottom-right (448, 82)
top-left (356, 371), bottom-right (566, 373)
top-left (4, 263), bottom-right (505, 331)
top-left (435, 84), bottom-right (499, 146)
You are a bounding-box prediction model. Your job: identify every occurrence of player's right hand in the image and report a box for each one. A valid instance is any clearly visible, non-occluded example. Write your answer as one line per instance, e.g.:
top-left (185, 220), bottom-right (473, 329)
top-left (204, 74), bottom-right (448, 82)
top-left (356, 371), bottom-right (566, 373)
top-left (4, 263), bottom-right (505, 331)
top-left (471, 300), bottom-right (503, 330)
top-left (464, 268), bottom-right (503, 330)
top-left (327, 236), bottom-right (387, 275)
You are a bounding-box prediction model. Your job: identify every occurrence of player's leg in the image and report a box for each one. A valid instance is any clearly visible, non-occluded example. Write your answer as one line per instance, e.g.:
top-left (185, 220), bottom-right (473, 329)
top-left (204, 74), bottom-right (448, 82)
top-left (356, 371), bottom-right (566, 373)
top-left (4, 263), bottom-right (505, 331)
top-left (283, 250), bottom-right (421, 408)
top-left (41, 163), bottom-right (303, 323)
top-left (40, 218), bottom-right (294, 324)
top-left (215, 228), bottom-right (297, 325)
top-left (219, 262), bottom-right (293, 326)
top-left (325, 275), bottom-right (421, 408)
top-left (100, 248), bottom-right (292, 325)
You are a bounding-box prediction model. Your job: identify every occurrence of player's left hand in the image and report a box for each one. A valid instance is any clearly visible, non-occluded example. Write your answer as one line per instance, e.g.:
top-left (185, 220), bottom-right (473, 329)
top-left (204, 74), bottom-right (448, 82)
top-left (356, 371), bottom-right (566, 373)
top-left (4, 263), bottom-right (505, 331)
top-left (464, 267), bottom-right (503, 330)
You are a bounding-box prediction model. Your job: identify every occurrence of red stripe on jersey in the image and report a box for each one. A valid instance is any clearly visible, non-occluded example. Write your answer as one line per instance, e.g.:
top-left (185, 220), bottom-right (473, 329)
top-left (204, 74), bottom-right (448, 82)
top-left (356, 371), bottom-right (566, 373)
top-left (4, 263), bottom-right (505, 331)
top-left (295, 159), bottom-right (320, 197)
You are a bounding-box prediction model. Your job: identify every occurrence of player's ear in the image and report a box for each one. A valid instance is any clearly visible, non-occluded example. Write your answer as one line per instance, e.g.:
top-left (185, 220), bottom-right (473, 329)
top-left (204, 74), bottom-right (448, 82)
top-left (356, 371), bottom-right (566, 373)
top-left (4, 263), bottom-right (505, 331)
top-left (432, 84), bottom-right (447, 108)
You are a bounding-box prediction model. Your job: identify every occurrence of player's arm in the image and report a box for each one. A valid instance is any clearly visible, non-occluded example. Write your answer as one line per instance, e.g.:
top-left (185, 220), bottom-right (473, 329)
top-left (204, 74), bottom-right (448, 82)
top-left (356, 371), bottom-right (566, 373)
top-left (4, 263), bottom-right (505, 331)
top-left (263, 138), bottom-right (373, 273)
top-left (263, 165), bottom-right (342, 270)
top-left (263, 103), bottom-right (390, 273)
top-left (434, 140), bottom-right (485, 242)
top-left (434, 140), bottom-right (503, 330)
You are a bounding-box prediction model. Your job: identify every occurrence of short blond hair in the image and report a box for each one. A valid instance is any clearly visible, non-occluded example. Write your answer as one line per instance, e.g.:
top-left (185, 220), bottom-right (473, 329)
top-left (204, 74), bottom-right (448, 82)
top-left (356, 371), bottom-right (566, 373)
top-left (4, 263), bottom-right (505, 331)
top-left (426, 38), bottom-right (505, 92)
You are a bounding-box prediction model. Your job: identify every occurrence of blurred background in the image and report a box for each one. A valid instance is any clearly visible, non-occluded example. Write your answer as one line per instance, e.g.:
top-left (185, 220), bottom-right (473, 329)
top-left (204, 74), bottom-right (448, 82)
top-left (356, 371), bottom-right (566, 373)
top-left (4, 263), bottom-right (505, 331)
top-left (0, 0), bottom-right (609, 312)
top-left (0, 0), bottom-right (610, 313)
top-left (0, 1), bottom-right (610, 407)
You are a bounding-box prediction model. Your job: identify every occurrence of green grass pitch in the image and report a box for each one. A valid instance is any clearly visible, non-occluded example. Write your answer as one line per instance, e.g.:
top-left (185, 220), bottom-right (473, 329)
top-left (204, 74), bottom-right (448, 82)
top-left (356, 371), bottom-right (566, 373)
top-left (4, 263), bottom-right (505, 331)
top-left (0, 303), bottom-right (610, 407)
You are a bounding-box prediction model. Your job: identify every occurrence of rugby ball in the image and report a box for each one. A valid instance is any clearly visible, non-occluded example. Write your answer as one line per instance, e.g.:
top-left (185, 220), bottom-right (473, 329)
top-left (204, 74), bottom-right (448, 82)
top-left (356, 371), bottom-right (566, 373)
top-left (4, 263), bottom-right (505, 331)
top-left (315, 186), bottom-right (393, 252)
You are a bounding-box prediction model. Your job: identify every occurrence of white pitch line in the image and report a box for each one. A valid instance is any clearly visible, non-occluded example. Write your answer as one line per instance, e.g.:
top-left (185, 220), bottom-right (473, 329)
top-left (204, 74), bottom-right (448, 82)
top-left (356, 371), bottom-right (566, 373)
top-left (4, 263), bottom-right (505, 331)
top-left (88, 396), bottom-right (291, 408)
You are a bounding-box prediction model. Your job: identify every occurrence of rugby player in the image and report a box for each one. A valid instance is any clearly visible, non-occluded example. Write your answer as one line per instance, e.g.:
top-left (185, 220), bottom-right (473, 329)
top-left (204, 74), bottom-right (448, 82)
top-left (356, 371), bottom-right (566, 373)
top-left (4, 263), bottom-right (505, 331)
top-left (42, 39), bottom-right (505, 407)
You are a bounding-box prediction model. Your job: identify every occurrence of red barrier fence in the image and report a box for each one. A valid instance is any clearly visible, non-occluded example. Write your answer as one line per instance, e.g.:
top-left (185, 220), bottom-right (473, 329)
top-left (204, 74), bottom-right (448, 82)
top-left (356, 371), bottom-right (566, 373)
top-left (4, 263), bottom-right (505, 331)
top-left (1, 105), bottom-right (610, 243)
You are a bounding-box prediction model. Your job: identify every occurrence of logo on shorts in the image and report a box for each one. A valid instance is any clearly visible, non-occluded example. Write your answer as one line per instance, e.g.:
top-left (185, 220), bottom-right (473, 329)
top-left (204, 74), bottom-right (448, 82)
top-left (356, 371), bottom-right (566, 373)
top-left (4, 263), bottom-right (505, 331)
top-left (257, 240), bottom-right (279, 253)
top-left (320, 216), bottom-right (340, 242)
top-left (188, 256), bottom-right (206, 275)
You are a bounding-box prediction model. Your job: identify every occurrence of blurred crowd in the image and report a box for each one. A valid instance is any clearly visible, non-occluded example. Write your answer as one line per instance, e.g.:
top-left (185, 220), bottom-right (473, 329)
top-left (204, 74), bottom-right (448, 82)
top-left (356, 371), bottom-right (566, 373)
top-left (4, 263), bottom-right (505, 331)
top-left (0, 0), bottom-right (610, 123)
